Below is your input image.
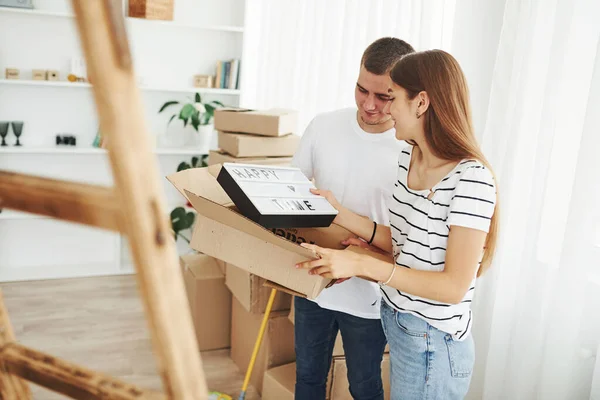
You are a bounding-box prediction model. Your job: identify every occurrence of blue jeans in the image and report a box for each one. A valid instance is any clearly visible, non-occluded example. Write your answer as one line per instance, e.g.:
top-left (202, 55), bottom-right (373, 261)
top-left (294, 297), bottom-right (387, 400)
top-left (381, 301), bottom-right (475, 400)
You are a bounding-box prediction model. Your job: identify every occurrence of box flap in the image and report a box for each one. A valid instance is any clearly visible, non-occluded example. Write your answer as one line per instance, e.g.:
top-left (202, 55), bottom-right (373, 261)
top-left (258, 108), bottom-right (296, 117)
top-left (264, 362), bottom-right (296, 395)
top-left (208, 150), bottom-right (292, 166)
top-left (227, 265), bottom-right (291, 313)
top-left (215, 108), bottom-right (294, 117)
top-left (167, 164), bottom-right (233, 206)
top-left (216, 107), bottom-right (253, 113)
top-left (184, 189), bottom-right (316, 260)
top-left (181, 254), bottom-right (223, 280)
top-left (263, 280), bottom-right (307, 298)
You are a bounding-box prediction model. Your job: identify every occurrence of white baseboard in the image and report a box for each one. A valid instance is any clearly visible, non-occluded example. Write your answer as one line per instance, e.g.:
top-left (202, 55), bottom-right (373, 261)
top-left (0, 263), bottom-right (134, 283)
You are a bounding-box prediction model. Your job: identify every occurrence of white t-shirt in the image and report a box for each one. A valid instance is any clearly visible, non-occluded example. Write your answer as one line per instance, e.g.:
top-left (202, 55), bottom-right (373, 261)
top-left (384, 145), bottom-right (497, 340)
top-left (292, 107), bottom-right (405, 319)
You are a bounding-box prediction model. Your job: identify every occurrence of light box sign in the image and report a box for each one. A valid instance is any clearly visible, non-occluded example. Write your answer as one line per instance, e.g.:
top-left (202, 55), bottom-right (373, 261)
top-left (216, 163), bottom-right (338, 228)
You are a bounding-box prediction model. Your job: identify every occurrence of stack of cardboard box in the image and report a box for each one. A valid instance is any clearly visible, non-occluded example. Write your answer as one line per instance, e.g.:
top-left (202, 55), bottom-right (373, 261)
top-left (229, 284), bottom-right (294, 394)
top-left (179, 253), bottom-right (231, 352)
top-left (212, 107), bottom-right (300, 394)
top-left (180, 254), bottom-right (296, 395)
top-left (209, 108), bottom-right (301, 167)
top-left (262, 302), bottom-right (391, 400)
top-left (169, 125), bottom-right (370, 396)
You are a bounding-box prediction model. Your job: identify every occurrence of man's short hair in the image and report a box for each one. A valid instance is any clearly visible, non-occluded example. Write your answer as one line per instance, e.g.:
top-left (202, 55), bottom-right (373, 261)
top-left (361, 37), bottom-right (415, 75)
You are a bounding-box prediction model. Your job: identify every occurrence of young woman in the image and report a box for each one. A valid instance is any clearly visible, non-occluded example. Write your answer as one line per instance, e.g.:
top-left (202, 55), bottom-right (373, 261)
top-left (296, 50), bottom-right (499, 399)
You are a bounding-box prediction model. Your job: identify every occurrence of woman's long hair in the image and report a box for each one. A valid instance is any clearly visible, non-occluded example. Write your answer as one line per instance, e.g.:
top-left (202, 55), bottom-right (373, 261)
top-left (390, 50), bottom-right (499, 276)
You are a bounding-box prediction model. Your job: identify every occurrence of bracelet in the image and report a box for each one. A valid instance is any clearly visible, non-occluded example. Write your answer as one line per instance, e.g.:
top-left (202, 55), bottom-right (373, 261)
top-left (367, 221), bottom-right (377, 245)
top-left (379, 265), bottom-right (397, 286)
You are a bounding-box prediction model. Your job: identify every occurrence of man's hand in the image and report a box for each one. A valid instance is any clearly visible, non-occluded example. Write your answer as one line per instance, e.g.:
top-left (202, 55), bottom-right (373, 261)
top-left (341, 237), bottom-right (388, 255)
top-left (310, 188), bottom-right (341, 210)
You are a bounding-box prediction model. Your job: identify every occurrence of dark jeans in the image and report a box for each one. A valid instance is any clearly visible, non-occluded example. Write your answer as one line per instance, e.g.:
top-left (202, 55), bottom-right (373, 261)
top-left (294, 297), bottom-right (387, 400)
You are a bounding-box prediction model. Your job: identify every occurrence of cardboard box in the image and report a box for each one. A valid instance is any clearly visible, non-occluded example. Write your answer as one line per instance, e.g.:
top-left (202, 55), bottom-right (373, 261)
top-left (218, 131), bottom-right (300, 158)
top-left (330, 354), bottom-right (391, 400)
top-left (262, 362), bottom-right (295, 400)
top-left (262, 361), bottom-right (334, 400)
top-left (167, 165), bottom-right (354, 299)
top-left (214, 108), bottom-right (298, 137)
top-left (231, 297), bottom-right (295, 394)
top-left (215, 257), bottom-right (226, 275)
top-left (46, 70), bottom-right (59, 81)
top-left (128, 0), bottom-right (174, 21)
top-left (5, 68), bottom-right (19, 80)
top-left (208, 150), bottom-right (292, 167)
top-left (217, 163), bottom-right (338, 228)
top-left (32, 69), bottom-right (45, 81)
top-left (193, 74), bottom-right (213, 88)
top-left (180, 253), bottom-right (231, 351)
top-left (226, 263), bottom-right (291, 314)
top-left (288, 300), bottom-right (295, 325)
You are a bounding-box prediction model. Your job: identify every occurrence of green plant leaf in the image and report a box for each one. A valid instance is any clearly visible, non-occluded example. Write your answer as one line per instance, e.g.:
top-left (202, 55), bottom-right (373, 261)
top-left (205, 103), bottom-right (216, 114)
top-left (177, 162), bottom-right (191, 171)
top-left (183, 212), bottom-right (195, 229)
top-left (159, 101), bottom-right (179, 113)
top-left (191, 112), bottom-right (200, 131)
top-left (170, 206), bottom-right (185, 220)
top-left (195, 93), bottom-right (201, 103)
top-left (201, 154), bottom-right (209, 167)
top-left (212, 100), bottom-right (225, 107)
top-left (180, 104), bottom-right (195, 121)
top-left (191, 156), bottom-right (199, 167)
top-left (170, 207), bottom-right (195, 234)
top-left (167, 114), bottom-right (177, 126)
top-left (172, 219), bottom-right (186, 234)
top-left (170, 207), bottom-right (186, 234)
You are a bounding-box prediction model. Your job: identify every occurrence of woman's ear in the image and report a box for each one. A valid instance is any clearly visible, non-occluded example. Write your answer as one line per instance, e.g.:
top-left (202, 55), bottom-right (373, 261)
top-left (416, 91), bottom-right (430, 118)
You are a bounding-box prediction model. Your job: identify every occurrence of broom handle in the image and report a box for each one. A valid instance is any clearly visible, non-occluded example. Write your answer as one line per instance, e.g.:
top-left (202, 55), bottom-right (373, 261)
top-left (238, 288), bottom-right (278, 399)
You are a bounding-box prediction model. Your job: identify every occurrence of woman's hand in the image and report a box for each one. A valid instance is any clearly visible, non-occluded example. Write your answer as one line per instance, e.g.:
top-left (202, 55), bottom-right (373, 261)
top-left (295, 243), bottom-right (365, 279)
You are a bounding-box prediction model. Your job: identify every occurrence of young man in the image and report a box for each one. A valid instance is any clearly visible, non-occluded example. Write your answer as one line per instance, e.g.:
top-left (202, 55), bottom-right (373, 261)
top-left (292, 37), bottom-right (415, 400)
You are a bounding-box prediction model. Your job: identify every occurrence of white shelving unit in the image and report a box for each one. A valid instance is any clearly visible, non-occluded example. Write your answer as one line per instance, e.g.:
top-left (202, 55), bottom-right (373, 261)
top-left (0, 79), bottom-right (241, 95)
top-left (0, 146), bottom-right (211, 155)
top-left (0, 6), bottom-right (244, 32)
top-left (0, 0), bottom-right (246, 282)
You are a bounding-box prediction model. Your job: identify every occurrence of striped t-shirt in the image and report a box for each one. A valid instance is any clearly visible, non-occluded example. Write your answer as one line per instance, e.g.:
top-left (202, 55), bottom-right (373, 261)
top-left (382, 145), bottom-right (496, 341)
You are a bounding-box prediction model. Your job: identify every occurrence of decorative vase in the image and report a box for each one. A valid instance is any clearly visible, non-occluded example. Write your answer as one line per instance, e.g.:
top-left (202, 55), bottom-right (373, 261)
top-left (158, 123), bottom-right (188, 148)
top-left (189, 124), bottom-right (215, 155)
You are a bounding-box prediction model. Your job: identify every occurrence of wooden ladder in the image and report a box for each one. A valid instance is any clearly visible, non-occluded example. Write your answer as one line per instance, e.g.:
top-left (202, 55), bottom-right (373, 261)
top-left (0, 1), bottom-right (208, 398)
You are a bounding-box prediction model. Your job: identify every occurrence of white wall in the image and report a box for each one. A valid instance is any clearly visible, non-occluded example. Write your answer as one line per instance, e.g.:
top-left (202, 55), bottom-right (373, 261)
top-left (0, 0), bottom-right (246, 281)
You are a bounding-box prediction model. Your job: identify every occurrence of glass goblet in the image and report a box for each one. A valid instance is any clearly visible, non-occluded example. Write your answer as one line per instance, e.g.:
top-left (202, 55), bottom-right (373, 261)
top-left (0, 122), bottom-right (8, 146)
top-left (11, 122), bottom-right (24, 147)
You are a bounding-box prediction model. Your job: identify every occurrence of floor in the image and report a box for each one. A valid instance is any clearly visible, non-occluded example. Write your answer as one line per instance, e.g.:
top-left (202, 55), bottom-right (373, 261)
top-left (0, 275), bottom-right (260, 399)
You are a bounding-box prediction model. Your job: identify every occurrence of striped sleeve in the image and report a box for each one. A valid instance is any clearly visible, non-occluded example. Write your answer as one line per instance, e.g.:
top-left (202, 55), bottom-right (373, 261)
top-left (396, 146), bottom-right (410, 177)
top-left (446, 166), bottom-right (496, 232)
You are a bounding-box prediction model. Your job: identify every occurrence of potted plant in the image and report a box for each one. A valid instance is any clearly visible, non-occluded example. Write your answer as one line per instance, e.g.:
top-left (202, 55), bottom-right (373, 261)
top-left (169, 155), bottom-right (208, 246)
top-left (159, 93), bottom-right (224, 154)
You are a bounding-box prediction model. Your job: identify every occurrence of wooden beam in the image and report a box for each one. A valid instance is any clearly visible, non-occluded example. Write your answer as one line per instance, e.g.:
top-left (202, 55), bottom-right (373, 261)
top-left (71, 1), bottom-right (208, 399)
top-left (0, 290), bottom-right (31, 399)
top-left (0, 343), bottom-right (164, 400)
top-left (0, 171), bottom-right (123, 232)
